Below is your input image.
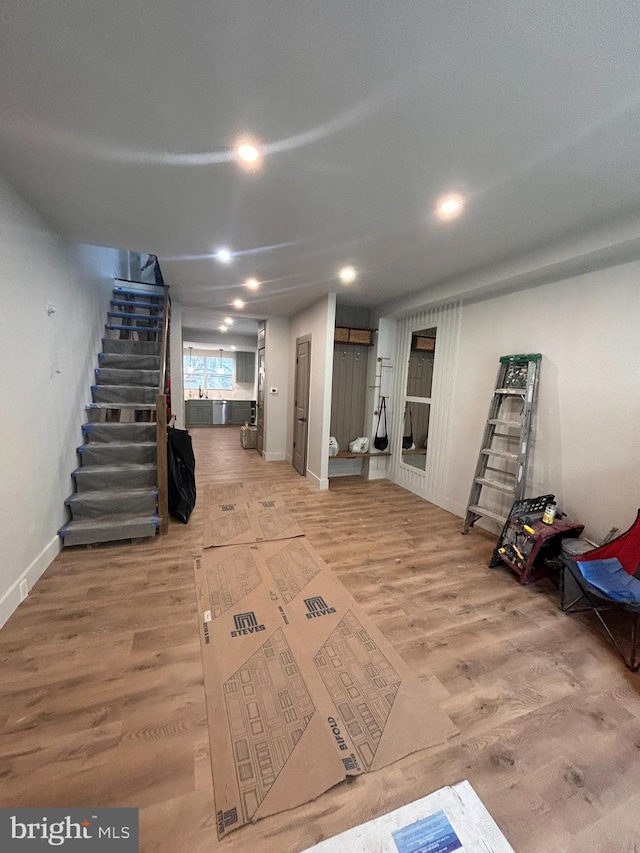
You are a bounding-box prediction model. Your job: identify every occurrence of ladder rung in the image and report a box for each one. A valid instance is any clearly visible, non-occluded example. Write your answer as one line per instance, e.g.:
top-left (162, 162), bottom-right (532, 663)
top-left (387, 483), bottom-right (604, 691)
top-left (474, 477), bottom-right (516, 494)
top-left (481, 448), bottom-right (519, 460)
top-left (466, 504), bottom-right (507, 525)
top-left (488, 419), bottom-right (522, 427)
top-left (495, 388), bottom-right (526, 395)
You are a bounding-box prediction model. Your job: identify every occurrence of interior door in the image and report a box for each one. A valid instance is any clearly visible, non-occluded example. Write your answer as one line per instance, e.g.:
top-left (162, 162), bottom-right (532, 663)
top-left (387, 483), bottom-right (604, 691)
top-left (256, 345), bottom-right (265, 455)
top-left (293, 337), bottom-right (311, 476)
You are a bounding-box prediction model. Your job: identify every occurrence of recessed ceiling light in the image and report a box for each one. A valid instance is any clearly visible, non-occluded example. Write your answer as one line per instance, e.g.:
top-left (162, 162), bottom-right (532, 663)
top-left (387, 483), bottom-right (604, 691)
top-left (235, 136), bottom-right (263, 171)
top-left (435, 193), bottom-right (466, 221)
top-left (215, 248), bottom-right (233, 264)
top-left (224, 316), bottom-right (234, 325)
top-left (338, 265), bottom-right (357, 284)
top-left (232, 298), bottom-right (245, 310)
top-left (244, 277), bottom-right (260, 290)
top-left (230, 345), bottom-right (236, 350)
top-left (219, 324), bottom-right (228, 332)
top-left (237, 143), bottom-right (260, 163)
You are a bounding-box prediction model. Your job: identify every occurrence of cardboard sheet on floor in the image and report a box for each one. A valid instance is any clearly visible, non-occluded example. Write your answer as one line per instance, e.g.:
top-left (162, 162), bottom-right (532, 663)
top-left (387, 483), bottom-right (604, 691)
top-left (203, 482), bottom-right (303, 549)
top-left (301, 780), bottom-right (514, 852)
top-left (194, 537), bottom-right (458, 839)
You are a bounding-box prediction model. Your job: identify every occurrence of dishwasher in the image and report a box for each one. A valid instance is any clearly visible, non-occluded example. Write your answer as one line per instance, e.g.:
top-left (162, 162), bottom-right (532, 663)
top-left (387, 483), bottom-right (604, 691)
top-left (212, 400), bottom-right (231, 425)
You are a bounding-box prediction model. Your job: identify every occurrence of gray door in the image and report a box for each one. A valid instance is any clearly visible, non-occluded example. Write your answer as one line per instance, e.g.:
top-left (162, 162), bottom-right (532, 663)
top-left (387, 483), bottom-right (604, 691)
top-left (293, 337), bottom-right (310, 476)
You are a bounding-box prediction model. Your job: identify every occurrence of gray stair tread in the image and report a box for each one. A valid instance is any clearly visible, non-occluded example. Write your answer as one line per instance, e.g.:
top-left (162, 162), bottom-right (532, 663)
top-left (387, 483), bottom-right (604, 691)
top-left (102, 339), bottom-right (160, 354)
top-left (73, 463), bottom-right (157, 476)
top-left (78, 441), bottom-right (156, 452)
top-left (92, 384), bottom-right (158, 391)
top-left (86, 402), bottom-right (156, 409)
top-left (61, 514), bottom-right (158, 531)
top-left (84, 422), bottom-right (156, 433)
top-left (474, 476), bottom-right (516, 493)
top-left (466, 504), bottom-right (507, 524)
top-left (60, 515), bottom-right (159, 545)
top-left (495, 388), bottom-right (526, 395)
top-left (67, 487), bottom-right (157, 504)
top-left (95, 368), bottom-right (159, 379)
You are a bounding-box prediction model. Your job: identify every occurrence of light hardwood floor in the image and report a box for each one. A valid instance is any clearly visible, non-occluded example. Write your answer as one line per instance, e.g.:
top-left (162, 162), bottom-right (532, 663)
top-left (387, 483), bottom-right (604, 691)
top-left (1, 427), bottom-right (640, 852)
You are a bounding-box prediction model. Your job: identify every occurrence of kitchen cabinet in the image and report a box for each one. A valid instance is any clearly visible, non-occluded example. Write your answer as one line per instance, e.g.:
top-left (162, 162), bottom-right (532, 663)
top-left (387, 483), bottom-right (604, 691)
top-left (236, 351), bottom-right (255, 384)
top-left (230, 400), bottom-right (252, 424)
top-left (185, 400), bottom-right (213, 425)
top-left (185, 398), bottom-right (255, 426)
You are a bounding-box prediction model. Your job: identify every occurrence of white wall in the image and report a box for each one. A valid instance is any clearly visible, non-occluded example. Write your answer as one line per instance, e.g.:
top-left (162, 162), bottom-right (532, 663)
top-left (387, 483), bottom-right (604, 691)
top-left (264, 316), bottom-right (290, 462)
top-left (170, 300), bottom-right (184, 429)
top-left (287, 295), bottom-right (337, 489)
top-left (446, 266), bottom-right (640, 541)
top-left (383, 262), bottom-right (640, 543)
top-left (0, 175), bottom-right (121, 628)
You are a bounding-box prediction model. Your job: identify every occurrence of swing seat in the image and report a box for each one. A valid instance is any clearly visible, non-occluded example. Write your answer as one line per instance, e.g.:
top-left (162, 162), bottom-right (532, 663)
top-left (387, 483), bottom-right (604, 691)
top-left (561, 509), bottom-right (640, 671)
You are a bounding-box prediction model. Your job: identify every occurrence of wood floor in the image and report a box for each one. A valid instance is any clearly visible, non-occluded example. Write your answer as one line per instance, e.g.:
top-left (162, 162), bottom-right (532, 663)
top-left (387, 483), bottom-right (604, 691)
top-left (1, 426), bottom-right (640, 852)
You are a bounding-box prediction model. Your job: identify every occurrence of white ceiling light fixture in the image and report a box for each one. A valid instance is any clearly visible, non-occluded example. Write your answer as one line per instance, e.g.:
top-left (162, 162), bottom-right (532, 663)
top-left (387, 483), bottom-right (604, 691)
top-left (215, 247), bottom-right (233, 264)
top-left (232, 298), bottom-right (245, 310)
top-left (224, 316), bottom-right (234, 325)
top-left (219, 324), bottom-right (228, 332)
top-left (435, 193), bottom-right (466, 221)
top-left (338, 265), bottom-right (357, 284)
top-left (244, 277), bottom-right (260, 290)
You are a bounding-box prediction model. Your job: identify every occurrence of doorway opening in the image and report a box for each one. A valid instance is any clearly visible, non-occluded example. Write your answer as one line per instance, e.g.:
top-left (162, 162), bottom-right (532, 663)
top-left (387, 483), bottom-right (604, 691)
top-left (293, 335), bottom-right (311, 476)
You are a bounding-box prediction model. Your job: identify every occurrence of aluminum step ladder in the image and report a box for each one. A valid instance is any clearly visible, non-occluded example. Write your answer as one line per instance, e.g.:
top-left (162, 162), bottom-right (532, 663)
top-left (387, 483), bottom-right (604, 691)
top-left (462, 354), bottom-right (542, 533)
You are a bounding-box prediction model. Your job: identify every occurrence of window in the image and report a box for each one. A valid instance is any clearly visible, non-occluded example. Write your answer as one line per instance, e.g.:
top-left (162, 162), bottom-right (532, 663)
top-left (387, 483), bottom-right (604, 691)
top-left (206, 355), bottom-right (233, 390)
top-left (183, 352), bottom-right (234, 391)
top-left (184, 355), bottom-right (205, 390)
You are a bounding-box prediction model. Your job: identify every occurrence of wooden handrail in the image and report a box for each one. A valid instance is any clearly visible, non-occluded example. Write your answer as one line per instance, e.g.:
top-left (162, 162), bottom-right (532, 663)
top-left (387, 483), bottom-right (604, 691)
top-left (156, 284), bottom-right (170, 535)
top-left (158, 285), bottom-right (170, 397)
top-left (156, 393), bottom-right (169, 535)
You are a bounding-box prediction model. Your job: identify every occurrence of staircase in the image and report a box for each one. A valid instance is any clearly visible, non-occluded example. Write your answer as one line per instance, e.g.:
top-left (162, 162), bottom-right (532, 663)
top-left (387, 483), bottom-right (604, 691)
top-left (59, 282), bottom-right (167, 547)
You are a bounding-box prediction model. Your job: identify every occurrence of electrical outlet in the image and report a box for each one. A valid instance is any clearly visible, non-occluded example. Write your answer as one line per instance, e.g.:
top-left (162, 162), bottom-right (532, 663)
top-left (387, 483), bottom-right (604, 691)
top-left (19, 579), bottom-right (28, 601)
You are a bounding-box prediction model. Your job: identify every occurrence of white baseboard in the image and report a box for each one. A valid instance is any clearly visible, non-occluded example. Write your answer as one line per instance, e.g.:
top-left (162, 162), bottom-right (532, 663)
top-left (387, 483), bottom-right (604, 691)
top-left (264, 451), bottom-right (287, 462)
top-left (285, 452), bottom-right (293, 465)
top-left (388, 477), bottom-right (502, 536)
top-left (306, 469), bottom-right (329, 490)
top-left (0, 535), bottom-right (61, 630)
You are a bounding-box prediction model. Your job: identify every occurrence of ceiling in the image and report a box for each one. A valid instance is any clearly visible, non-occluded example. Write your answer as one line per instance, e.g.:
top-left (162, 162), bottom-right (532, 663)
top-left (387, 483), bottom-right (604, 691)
top-left (1, 1), bottom-right (639, 324)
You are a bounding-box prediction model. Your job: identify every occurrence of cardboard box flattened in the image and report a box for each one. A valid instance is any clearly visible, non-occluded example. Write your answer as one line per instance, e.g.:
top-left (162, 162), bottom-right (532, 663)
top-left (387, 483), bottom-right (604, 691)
top-left (194, 541), bottom-right (457, 839)
top-left (203, 491), bottom-right (304, 549)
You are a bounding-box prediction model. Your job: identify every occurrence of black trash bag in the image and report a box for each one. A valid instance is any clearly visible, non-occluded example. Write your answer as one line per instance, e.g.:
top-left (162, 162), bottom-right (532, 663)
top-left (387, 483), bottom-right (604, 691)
top-left (167, 426), bottom-right (196, 523)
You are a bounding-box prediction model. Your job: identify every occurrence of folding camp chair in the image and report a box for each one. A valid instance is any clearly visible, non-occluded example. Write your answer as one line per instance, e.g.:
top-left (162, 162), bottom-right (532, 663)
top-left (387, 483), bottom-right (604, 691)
top-left (560, 509), bottom-right (640, 671)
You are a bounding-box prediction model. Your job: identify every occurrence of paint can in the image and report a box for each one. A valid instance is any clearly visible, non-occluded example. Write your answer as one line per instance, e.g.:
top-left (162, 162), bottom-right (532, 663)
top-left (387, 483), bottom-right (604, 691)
top-left (561, 538), bottom-right (595, 559)
top-left (542, 502), bottom-right (557, 524)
